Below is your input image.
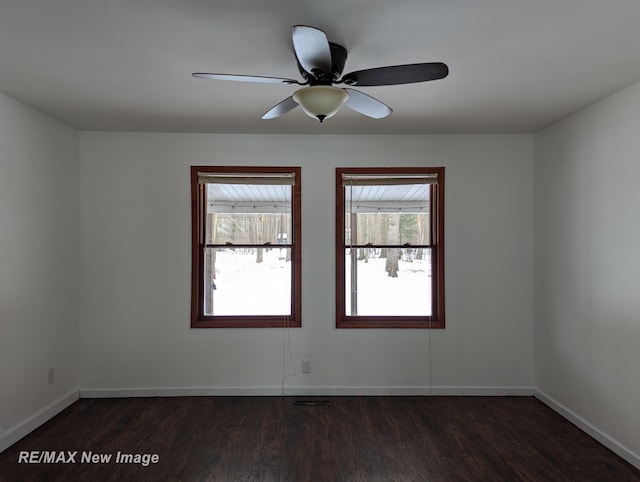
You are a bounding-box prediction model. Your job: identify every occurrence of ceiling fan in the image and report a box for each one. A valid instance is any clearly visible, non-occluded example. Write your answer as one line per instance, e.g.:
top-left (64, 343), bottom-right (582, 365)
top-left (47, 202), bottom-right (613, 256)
top-left (193, 25), bottom-right (449, 122)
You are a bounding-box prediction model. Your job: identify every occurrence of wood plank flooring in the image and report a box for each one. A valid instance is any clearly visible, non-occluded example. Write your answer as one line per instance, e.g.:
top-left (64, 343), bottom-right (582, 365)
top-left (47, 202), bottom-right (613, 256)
top-left (1, 396), bottom-right (638, 481)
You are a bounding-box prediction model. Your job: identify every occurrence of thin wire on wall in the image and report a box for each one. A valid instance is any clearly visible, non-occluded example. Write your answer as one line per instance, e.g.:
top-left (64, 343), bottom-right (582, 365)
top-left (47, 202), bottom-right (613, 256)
top-left (281, 314), bottom-right (297, 396)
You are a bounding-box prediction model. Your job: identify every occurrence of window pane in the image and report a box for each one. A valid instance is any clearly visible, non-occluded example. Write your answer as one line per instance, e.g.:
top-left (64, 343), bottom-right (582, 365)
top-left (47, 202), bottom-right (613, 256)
top-left (344, 248), bottom-right (432, 316)
top-left (203, 247), bottom-right (292, 316)
top-left (345, 212), bottom-right (430, 246)
top-left (344, 183), bottom-right (430, 245)
top-left (206, 183), bottom-right (292, 245)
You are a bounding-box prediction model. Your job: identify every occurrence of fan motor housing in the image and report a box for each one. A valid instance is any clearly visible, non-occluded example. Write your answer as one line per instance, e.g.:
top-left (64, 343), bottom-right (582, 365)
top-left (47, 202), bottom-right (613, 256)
top-left (297, 42), bottom-right (347, 83)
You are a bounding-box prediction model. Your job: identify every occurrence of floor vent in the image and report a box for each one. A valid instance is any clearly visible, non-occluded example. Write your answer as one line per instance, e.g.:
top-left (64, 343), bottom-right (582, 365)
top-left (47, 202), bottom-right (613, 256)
top-left (293, 400), bottom-right (331, 406)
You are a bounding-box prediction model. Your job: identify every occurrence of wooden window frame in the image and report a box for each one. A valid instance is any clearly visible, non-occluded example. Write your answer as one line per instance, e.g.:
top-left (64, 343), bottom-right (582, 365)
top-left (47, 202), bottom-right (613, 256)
top-left (335, 167), bottom-right (445, 329)
top-left (190, 166), bottom-right (302, 328)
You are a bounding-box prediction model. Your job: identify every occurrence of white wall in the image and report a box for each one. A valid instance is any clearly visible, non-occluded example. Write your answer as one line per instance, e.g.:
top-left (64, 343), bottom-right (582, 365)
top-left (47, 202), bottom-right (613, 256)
top-left (78, 133), bottom-right (534, 395)
top-left (535, 81), bottom-right (640, 461)
top-left (0, 93), bottom-right (79, 450)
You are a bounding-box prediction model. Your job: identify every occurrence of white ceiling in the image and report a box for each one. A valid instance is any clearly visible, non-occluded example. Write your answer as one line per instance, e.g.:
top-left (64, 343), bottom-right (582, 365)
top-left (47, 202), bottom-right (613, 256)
top-left (2, 0), bottom-right (640, 135)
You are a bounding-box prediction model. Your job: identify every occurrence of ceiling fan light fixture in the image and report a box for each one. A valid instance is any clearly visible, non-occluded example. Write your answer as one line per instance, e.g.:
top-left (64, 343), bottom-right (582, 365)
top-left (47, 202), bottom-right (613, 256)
top-left (293, 86), bottom-right (348, 122)
top-left (195, 26), bottom-right (448, 121)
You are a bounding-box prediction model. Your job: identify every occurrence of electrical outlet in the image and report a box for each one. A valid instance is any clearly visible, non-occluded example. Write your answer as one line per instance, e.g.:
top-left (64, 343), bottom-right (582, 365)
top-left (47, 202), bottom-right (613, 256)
top-left (47, 367), bottom-right (55, 384)
top-left (301, 360), bottom-right (311, 374)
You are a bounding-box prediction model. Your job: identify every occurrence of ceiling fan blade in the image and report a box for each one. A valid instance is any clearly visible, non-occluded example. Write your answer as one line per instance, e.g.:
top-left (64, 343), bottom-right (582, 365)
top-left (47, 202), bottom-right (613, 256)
top-left (192, 73), bottom-right (299, 84)
top-left (343, 89), bottom-right (392, 119)
top-left (292, 25), bottom-right (332, 76)
top-left (341, 62), bottom-right (449, 87)
top-left (262, 96), bottom-right (299, 120)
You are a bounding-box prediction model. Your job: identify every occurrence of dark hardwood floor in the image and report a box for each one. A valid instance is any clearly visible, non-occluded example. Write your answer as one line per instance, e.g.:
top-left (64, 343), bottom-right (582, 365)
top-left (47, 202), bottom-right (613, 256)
top-left (1, 396), bottom-right (638, 481)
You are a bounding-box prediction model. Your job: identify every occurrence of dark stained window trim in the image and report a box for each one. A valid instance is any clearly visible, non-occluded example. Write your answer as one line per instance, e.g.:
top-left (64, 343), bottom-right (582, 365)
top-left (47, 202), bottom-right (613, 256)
top-left (190, 165), bottom-right (302, 328)
top-left (335, 166), bottom-right (445, 329)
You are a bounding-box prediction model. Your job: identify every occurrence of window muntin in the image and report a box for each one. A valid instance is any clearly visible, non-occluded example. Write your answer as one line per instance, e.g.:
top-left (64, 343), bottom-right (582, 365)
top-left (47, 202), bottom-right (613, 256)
top-left (336, 167), bottom-right (445, 328)
top-left (191, 166), bottom-right (301, 328)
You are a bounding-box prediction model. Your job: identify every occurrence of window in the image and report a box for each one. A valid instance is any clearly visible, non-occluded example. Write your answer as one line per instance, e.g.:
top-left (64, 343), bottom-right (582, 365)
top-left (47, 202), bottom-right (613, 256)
top-left (191, 166), bottom-right (301, 328)
top-left (336, 167), bottom-right (445, 328)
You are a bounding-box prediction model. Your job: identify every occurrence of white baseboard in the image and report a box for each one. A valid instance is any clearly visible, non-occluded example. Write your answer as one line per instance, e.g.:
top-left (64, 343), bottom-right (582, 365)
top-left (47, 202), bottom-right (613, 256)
top-left (79, 385), bottom-right (535, 398)
top-left (534, 389), bottom-right (640, 470)
top-left (0, 390), bottom-right (79, 453)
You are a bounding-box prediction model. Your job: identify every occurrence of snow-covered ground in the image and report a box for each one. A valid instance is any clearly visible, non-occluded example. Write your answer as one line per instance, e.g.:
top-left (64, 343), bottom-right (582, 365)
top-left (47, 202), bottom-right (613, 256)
top-left (209, 249), bottom-right (432, 316)
top-left (345, 253), bottom-right (432, 316)
top-left (210, 248), bottom-right (291, 315)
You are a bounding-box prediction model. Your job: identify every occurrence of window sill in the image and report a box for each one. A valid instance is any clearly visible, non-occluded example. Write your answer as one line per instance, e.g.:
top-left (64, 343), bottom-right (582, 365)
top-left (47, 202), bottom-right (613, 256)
top-left (337, 316), bottom-right (444, 329)
top-left (192, 315), bottom-right (301, 329)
